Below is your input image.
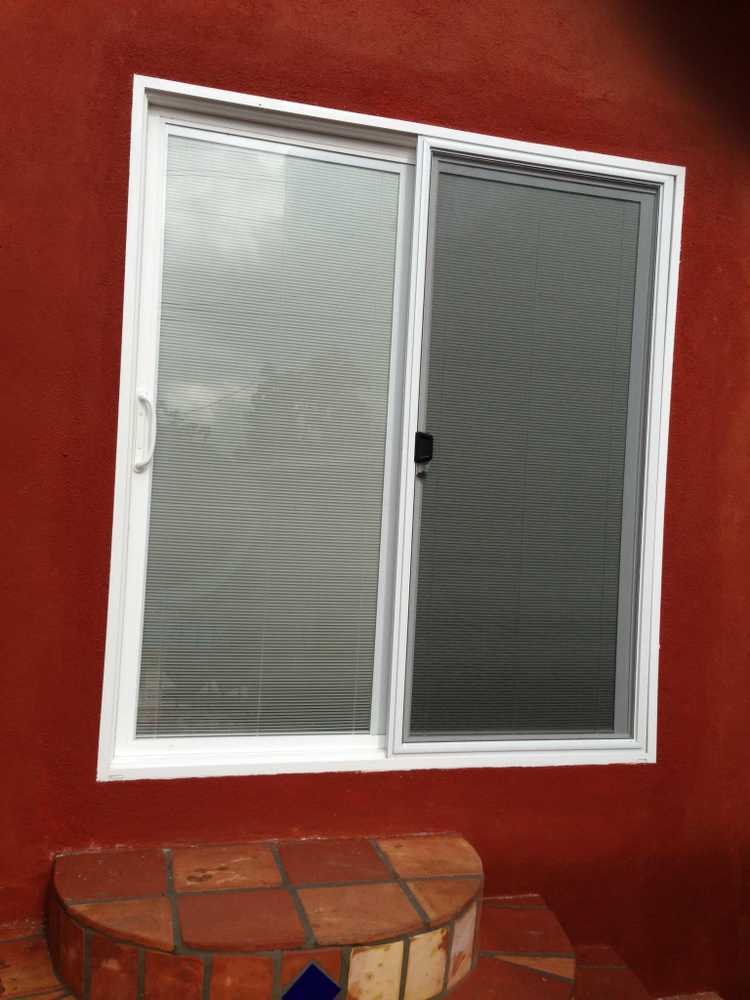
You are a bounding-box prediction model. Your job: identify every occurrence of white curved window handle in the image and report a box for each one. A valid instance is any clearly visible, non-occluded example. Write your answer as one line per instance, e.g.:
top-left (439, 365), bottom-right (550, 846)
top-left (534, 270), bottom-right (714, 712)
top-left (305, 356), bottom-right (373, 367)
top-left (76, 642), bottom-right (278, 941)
top-left (134, 391), bottom-right (157, 472)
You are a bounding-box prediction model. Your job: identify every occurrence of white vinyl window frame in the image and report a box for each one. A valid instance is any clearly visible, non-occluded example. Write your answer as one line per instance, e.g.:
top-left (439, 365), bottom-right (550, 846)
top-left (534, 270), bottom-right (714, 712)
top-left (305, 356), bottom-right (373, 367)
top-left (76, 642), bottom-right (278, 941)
top-left (98, 75), bottom-right (684, 781)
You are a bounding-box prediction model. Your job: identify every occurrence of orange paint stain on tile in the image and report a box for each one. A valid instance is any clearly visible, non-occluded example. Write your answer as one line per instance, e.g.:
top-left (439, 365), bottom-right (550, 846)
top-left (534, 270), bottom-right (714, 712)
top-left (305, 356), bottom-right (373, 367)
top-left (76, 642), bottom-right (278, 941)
top-left (448, 902), bottom-right (478, 987)
top-left (172, 842), bottom-right (281, 892)
top-left (404, 927), bottom-right (449, 1000)
top-left (347, 941), bottom-right (403, 1000)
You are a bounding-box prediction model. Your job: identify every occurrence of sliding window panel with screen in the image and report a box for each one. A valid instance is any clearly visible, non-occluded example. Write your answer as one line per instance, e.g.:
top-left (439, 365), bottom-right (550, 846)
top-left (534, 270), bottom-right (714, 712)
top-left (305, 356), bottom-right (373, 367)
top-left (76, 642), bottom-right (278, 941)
top-left (407, 156), bottom-right (657, 742)
top-left (135, 130), bottom-right (408, 739)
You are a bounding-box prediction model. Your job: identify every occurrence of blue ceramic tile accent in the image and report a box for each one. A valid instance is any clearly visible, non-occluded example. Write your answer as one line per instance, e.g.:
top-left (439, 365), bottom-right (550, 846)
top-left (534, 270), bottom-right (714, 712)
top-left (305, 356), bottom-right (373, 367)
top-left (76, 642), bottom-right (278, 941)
top-left (283, 962), bottom-right (340, 1000)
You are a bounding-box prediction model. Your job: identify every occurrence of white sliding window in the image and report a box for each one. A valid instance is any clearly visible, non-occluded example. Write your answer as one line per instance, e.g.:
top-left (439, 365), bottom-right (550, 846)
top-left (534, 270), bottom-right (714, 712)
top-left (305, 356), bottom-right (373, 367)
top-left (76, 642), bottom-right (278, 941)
top-left (136, 130), bottom-right (408, 740)
top-left (98, 78), bottom-right (683, 779)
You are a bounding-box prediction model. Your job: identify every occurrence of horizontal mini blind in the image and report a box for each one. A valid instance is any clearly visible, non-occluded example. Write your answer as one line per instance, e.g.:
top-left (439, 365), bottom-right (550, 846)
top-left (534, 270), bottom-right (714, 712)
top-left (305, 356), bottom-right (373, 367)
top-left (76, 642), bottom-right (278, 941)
top-left (136, 134), bottom-right (400, 737)
top-left (408, 158), bottom-right (656, 739)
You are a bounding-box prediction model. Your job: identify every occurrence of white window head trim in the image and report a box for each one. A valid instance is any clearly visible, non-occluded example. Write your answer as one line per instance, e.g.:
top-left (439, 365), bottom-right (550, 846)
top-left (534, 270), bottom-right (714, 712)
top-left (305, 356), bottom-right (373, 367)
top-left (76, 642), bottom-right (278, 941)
top-left (98, 75), bottom-right (684, 780)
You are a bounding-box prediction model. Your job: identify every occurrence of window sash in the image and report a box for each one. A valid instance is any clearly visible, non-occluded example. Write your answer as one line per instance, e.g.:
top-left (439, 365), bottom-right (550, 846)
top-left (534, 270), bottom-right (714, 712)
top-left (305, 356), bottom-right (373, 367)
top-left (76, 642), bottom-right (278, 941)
top-left (386, 134), bottom-right (677, 761)
top-left (97, 79), bottom-right (683, 780)
top-left (402, 154), bottom-right (658, 744)
top-left (110, 113), bottom-right (413, 760)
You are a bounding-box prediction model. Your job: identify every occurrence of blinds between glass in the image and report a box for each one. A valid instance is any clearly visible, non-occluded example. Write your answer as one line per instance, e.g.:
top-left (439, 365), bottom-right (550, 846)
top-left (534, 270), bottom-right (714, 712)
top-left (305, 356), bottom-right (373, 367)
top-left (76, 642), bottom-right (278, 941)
top-left (136, 135), bottom-right (400, 738)
top-left (408, 161), bottom-right (654, 738)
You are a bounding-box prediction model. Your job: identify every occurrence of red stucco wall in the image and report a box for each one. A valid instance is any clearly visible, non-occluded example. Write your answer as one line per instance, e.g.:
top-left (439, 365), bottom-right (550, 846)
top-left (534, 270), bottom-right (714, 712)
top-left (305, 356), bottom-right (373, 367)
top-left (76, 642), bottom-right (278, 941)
top-left (3, 1), bottom-right (750, 996)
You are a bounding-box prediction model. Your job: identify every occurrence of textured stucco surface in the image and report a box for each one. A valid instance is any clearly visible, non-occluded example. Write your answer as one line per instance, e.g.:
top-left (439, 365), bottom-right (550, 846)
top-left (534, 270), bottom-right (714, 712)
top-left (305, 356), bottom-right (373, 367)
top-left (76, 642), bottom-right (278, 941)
top-left (2, 2), bottom-right (749, 997)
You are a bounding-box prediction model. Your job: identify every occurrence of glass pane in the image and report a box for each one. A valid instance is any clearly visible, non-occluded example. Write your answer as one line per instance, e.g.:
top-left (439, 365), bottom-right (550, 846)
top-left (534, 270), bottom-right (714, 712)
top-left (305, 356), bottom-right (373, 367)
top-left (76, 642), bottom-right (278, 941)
top-left (408, 158), bottom-right (656, 739)
top-left (136, 135), bottom-right (400, 737)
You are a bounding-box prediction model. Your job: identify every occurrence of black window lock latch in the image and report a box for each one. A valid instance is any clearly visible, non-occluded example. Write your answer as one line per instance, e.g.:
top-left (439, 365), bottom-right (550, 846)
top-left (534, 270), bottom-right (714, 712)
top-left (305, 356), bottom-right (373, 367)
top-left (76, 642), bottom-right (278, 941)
top-left (414, 431), bottom-right (434, 477)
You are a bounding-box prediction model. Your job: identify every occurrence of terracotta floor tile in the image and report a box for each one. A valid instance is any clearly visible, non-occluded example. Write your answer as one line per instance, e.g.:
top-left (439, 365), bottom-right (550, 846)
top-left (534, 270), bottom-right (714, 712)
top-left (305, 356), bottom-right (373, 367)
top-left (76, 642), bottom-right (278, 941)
top-left (497, 954), bottom-right (575, 980)
top-left (281, 948), bottom-right (342, 988)
top-left (484, 893), bottom-right (547, 908)
top-left (407, 876), bottom-right (481, 925)
top-left (210, 954), bottom-right (274, 999)
top-left (480, 904), bottom-right (572, 955)
top-left (179, 889), bottom-right (306, 951)
top-left (377, 835), bottom-right (482, 878)
top-left (54, 849), bottom-right (167, 901)
top-left (172, 843), bottom-right (281, 892)
top-left (300, 882), bottom-right (423, 946)
top-left (89, 934), bottom-right (139, 1000)
top-left (0, 918), bottom-right (44, 940)
top-left (73, 897), bottom-right (174, 950)
top-left (279, 838), bottom-right (391, 885)
top-left (449, 956), bottom-right (573, 999)
top-left (575, 943), bottom-right (628, 967)
top-left (575, 964), bottom-right (650, 1000)
top-left (144, 949), bottom-right (205, 1000)
top-left (0, 936), bottom-right (62, 997)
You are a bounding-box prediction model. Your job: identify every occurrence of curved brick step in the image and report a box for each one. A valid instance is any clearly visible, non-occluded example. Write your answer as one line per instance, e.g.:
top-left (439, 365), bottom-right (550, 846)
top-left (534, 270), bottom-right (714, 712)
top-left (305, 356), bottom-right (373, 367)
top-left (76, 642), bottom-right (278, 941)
top-left (574, 944), bottom-right (650, 999)
top-left (449, 894), bottom-right (577, 998)
top-left (47, 833), bottom-right (483, 999)
top-left (1, 925), bottom-right (725, 1000)
top-left (573, 947), bottom-right (725, 1000)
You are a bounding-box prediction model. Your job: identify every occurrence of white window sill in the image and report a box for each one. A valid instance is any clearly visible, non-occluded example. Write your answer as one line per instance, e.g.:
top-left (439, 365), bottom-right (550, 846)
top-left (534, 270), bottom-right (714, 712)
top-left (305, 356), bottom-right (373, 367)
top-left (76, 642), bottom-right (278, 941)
top-left (101, 740), bottom-right (655, 780)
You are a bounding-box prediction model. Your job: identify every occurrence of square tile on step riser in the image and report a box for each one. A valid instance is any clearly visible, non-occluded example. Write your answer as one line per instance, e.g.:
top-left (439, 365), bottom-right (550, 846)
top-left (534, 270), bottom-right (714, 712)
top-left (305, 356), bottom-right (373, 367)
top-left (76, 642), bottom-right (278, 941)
top-left (404, 927), bottom-right (449, 1000)
top-left (347, 940), bottom-right (404, 1000)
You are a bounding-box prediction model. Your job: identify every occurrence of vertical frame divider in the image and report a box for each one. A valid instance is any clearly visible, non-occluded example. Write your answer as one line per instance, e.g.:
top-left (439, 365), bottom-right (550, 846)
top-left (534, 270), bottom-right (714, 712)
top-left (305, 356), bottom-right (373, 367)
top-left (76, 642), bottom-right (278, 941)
top-left (387, 137), bottom-right (434, 756)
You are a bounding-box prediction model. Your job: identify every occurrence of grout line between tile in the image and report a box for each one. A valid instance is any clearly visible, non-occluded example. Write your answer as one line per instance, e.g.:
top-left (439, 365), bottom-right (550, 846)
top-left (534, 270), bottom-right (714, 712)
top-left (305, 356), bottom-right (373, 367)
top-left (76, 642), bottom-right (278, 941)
top-left (163, 848), bottom-right (184, 954)
top-left (488, 953), bottom-right (577, 985)
top-left (63, 892), bottom-right (168, 906)
top-left (369, 838), bottom-right (431, 930)
top-left (136, 946), bottom-right (145, 1000)
top-left (442, 915), bottom-right (455, 993)
top-left (201, 953), bottom-right (213, 1000)
top-left (0, 990), bottom-right (74, 1000)
top-left (397, 935), bottom-right (410, 1000)
top-left (482, 948), bottom-right (576, 959)
top-left (577, 961), bottom-right (629, 969)
top-left (488, 949), bottom-right (576, 957)
top-left (271, 950), bottom-right (281, 1000)
top-left (63, 874), bottom-right (482, 906)
top-left (82, 926), bottom-right (91, 1000)
top-left (338, 945), bottom-right (351, 999)
top-left (483, 896), bottom-right (551, 912)
top-left (269, 842), bottom-right (316, 950)
top-left (63, 901), bottom-right (454, 960)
